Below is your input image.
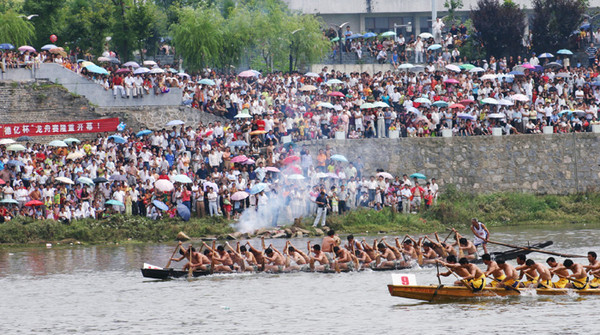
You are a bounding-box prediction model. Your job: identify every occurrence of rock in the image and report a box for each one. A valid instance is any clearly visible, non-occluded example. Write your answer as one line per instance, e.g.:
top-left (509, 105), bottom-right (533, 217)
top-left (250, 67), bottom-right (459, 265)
top-left (256, 227), bottom-right (270, 235)
top-left (284, 228), bottom-right (293, 236)
top-left (294, 232), bottom-right (303, 238)
top-left (242, 233), bottom-right (251, 240)
top-left (314, 228), bottom-right (324, 236)
top-left (297, 228), bottom-right (311, 235)
top-left (272, 232), bottom-right (286, 239)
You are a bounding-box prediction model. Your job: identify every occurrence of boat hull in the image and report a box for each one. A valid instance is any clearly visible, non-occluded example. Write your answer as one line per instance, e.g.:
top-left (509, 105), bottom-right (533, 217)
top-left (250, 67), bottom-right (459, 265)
top-left (141, 268), bottom-right (211, 279)
top-left (387, 285), bottom-right (600, 301)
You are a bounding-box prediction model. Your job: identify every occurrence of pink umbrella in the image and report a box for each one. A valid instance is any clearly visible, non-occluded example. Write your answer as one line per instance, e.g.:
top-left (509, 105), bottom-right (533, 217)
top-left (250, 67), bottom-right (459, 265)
top-left (444, 78), bottom-right (459, 84)
top-left (242, 159), bottom-right (255, 165)
top-left (155, 179), bottom-right (174, 192)
top-left (460, 99), bottom-right (475, 105)
top-left (18, 45), bottom-right (35, 53)
top-left (265, 167), bottom-right (280, 173)
top-left (522, 63), bottom-right (535, 70)
top-left (283, 166), bottom-right (302, 174)
top-left (231, 191), bottom-right (250, 201)
top-left (231, 155), bottom-right (248, 163)
top-left (239, 70), bottom-right (257, 77)
top-left (328, 91), bottom-right (345, 97)
top-left (282, 156), bottom-right (300, 165)
top-left (449, 103), bottom-right (465, 109)
top-left (116, 68), bottom-right (130, 74)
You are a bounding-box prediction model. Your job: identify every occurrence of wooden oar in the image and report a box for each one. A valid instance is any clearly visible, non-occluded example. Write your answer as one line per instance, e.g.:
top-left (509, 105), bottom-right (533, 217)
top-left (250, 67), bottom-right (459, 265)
top-left (209, 241), bottom-right (216, 274)
top-left (164, 243), bottom-right (180, 269)
top-left (487, 240), bottom-right (586, 258)
top-left (430, 262), bottom-right (444, 302)
top-left (486, 276), bottom-right (521, 293)
top-left (442, 230), bottom-right (454, 243)
top-left (187, 244), bottom-right (193, 279)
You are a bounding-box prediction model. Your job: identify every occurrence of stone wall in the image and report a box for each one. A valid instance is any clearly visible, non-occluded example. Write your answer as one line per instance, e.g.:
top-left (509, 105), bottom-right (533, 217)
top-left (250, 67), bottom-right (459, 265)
top-left (299, 133), bottom-right (600, 195)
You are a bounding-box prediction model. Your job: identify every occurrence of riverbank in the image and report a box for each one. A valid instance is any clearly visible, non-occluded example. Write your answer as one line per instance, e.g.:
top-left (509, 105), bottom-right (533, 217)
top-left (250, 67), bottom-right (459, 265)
top-left (2, 189), bottom-right (600, 245)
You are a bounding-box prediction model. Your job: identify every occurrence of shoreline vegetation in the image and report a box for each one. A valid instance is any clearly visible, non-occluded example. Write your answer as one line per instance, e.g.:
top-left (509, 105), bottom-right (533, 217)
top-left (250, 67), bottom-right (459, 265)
top-left (2, 187), bottom-right (600, 246)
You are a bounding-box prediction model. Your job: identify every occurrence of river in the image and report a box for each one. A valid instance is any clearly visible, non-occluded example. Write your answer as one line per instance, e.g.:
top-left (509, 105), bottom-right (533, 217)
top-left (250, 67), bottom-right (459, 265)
top-left (1, 224), bottom-right (599, 334)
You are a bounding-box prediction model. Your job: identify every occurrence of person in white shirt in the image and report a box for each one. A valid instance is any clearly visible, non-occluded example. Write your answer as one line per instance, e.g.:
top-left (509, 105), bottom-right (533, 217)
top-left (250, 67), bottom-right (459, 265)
top-left (414, 37), bottom-right (424, 64)
top-left (207, 187), bottom-right (219, 216)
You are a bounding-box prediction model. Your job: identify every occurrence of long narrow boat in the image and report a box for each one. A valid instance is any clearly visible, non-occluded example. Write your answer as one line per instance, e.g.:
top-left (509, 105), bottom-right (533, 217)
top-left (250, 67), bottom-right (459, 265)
top-left (472, 240), bottom-right (553, 264)
top-left (387, 284), bottom-right (600, 301)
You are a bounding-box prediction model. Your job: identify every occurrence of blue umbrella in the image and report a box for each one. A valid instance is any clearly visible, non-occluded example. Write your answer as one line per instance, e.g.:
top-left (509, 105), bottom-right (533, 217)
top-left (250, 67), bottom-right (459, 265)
top-left (105, 199), bottom-right (124, 207)
top-left (581, 23), bottom-right (591, 30)
top-left (347, 33), bottom-right (363, 40)
top-left (7, 160), bottom-right (24, 166)
top-left (427, 44), bottom-right (442, 51)
top-left (0, 43), bottom-right (15, 50)
top-left (362, 32), bottom-right (377, 38)
top-left (198, 78), bottom-right (216, 86)
top-left (177, 204), bottom-right (191, 221)
top-left (410, 173), bottom-right (427, 180)
top-left (539, 53), bottom-right (553, 58)
top-left (250, 183), bottom-right (267, 195)
top-left (228, 140), bottom-right (248, 147)
top-left (108, 135), bottom-right (126, 144)
top-left (330, 154), bottom-right (348, 163)
top-left (432, 101), bottom-right (449, 108)
top-left (85, 64), bottom-right (109, 75)
top-left (136, 129), bottom-right (153, 137)
top-left (508, 71), bottom-right (524, 76)
top-left (152, 200), bottom-right (169, 211)
top-left (557, 49), bottom-right (573, 55)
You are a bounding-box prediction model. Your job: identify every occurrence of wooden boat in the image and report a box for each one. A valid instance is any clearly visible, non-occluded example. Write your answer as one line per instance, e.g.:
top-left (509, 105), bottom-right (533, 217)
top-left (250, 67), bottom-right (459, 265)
top-left (472, 240), bottom-right (553, 264)
top-left (142, 267), bottom-right (211, 279)
top-left (387, 284), bottom-right (600, 301)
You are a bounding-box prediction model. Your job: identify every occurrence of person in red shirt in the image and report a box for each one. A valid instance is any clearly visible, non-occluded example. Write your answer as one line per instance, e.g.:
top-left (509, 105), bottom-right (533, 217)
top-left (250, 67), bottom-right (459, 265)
top-left (112, 74), bottom-right (126, 98)
top-left (411, 182), bottom-right (425, 212)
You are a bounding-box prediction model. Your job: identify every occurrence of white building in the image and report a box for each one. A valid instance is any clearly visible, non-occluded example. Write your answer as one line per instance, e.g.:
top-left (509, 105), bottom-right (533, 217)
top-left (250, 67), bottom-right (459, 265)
top-left (284, 0), bottom-right (600, 36)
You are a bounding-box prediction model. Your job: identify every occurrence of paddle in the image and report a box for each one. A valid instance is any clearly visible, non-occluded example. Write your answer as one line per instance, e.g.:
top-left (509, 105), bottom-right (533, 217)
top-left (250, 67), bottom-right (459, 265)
top-left (486, 276), bottom-right (521, 293)
top-left (487, 240), bottom-right (586, 258)
top-left (187, 244), bottom-right (193, 279)
top-left (164, 243), bottom-right (181, 269)
top-left (430, 262), bottom-right (444, 302)
top-left (210, 241), bottom-right (216, 274)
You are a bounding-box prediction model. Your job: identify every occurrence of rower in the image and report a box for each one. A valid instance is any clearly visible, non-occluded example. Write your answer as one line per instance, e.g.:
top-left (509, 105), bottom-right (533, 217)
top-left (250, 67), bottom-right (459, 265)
top-left (398, 238), bottom-right (418, 262)
top-left (470, 218), bottom-right (490, 254)
top-left (225, 242), bottom-right (248, 272)
top-left (515, 254), bottom-right (539, 286)
top-left (522, 259), bottom-right (553, 288)
top-left (583, 251), bottom-right (600, 289)
top-left (308, 242), bottom-right (330, 272)
top-left (333, 246), bottom-right (355, 271)
top-left (457, 237), bottom-right (478, 261)
top-left (263, 246), bottom-right (286, 273)
top-left (204, 243), bottom-right (234, 273)
top-left (482, 254), bottom-right (505, 287)
top-left (496, 258), bottom-right (521, 289)
top-left (322, 230), bottom-right (337, 253)
top-left (563, 259), bottom-right (589, 290)
top-left (344, 234), bottom-right (361, 251)
top-left (285, 241), bottom-right (310, 272)
top-left (171, 243), bottom-right (209, 272)
top-left (361, 238), bottom-right (378, 261)
top-left (239, 245), bottom-right (260, 272)
top-left (421, 242), bottom-right (440, 265)
top-left (546, 257), bottom-right (570, 288)
top-left (381, 238), bottom-right (404, 263)
top-left (245, 241), bottom-right (265, 270)
top-left (353, 248), bottom-right (373, 269)
top-left (375, 243), bottom-right (398, 269)
top-left (437, 255), bottom-right (470, 286)
top-left (439, 257), bottom-right (486, 291)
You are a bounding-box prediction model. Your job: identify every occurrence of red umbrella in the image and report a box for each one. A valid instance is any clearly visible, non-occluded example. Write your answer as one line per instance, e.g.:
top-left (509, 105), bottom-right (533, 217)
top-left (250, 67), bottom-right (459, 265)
top-left (231, 155), bottom-right (248, 163)
top-left (0, 178), bottom-right (5, 185)
top-left (282, 156), bottom-right (300, 165)
top-left (449, 103), bottom-right (465, 109)
top-left (265, 167), bottom-right (280, 173)
top-left (204, 130), bottom-right (213, 137)
top-left (116, 68), bottom-right (131, 74)
top-left (283, 166), bottom-right (302, 174)
top-left (25, 200), bottom-right (44, 207)
top-left (328, 91), bottom-right (345, 97)
top-left (460, 99), bottom-right (475, 105)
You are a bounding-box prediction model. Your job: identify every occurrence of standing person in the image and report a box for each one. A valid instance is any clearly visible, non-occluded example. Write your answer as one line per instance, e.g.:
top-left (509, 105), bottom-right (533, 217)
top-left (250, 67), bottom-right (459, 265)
top-left (207, 186), bottom-right (218, 216)
top-left (432, 18), bottom-right (445, 44)
top-left (470, 218), bottom-right (490, 254)
top-left (414, 36), bottom-right (424, 64)
top-left (400, 183), bottom-right (412, 214)
top-left (338, 184), bottom-right (348, 214)
top-left (313, 190), bottom-right (328, 227)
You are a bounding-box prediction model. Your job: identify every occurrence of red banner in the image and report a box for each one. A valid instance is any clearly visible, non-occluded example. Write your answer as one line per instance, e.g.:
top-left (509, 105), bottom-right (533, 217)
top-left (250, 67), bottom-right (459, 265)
top-left (0, 118), bottom-right (120, 139)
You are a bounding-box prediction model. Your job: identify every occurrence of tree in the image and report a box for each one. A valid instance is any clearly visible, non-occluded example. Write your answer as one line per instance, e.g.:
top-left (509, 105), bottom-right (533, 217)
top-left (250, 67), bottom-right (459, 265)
top-left (288, 14), bottom-right (330, 71)
top-left (531, 0), bottom-right (587, 53)
top-left (0, 10), bottom-right (35, 46)
top-left (60, 0), bottom-right (113, 56)
top-left (22, 0), bottom-right (65, 47)
top-left (470, 0), bottom-right (526, 58)
top-left (444, 0), bottom-right (464, 26)
top-left (126, 1), bottom-right (167, 61)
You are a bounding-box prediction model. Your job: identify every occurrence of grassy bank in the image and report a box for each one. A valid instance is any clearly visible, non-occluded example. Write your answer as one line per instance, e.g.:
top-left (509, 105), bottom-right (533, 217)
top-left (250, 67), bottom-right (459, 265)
top-left (2, 188), bottom-right (600, 245)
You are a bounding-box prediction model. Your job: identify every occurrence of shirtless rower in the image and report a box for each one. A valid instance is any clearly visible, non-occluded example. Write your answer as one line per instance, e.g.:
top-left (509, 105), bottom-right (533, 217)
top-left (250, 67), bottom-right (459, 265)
top-left (425, 235), bottom-right (453, 258)
top-left (246, 241), bottom-right (266, 270)
top-left (515, 255), bottom-right (539, 286)
top-left (239, 245), bottom-right (259, 272)
top-left (345, 234), bottom-right (361, 252)
top-left (546, 257), bottom-right (570, 288)
top-left (285, 241), bottom-right (311, 271)
top-left (333, 246), bottom-right (356, 271)
top-left (439, 257), bottom-right (486, 291)
top-left (470, 218), bottom-right (490, 254)
top-left (496, 259), bottom-right (521, 289)
top-left (482, 254), bottom-right (505, 287)
top-left (437, 255), bottom-right (470, 286)
top-left (522, 259), bottom-right (553, 288)
top-left (583, 251), bottom-right (600, 288)
top-left (225, 242), bottom-right (249, 272)
top-left (420, 242), bottom-right (440, 265)
top-left (322, 230), bottom-right (338, 262)
top-left (204, 243), bottom-right (234, 273)
top-left (354, 248), bottom-right (373, 269)
top-left (563, 259), bottom-right (589, 290)
top-left (381, 238), bottom-right (406, 264)
top-left (397, 238), bottom-right (418, 262)
top-left (453, 230), bottom-right (478, 260)
top-left (375, 243), bottom-right (398, 269)
top-left (308, 242), bottom-right (330, 272)
top-left (171, 243), bottom-right (210, 271)
top-left (361, 238), bottom-right (378, 261)
top-left (263, 246), bottom-right (286, 273)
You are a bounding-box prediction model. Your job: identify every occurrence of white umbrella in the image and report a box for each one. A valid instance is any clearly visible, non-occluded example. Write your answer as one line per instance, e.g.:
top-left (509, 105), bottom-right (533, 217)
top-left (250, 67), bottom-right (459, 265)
top-left (149, 68), bottom-right (164, 74)
top-left (155, 179), bottom-right (174, 192)
top-left (497, 99), bottom-right (514, 106)
top-left (288, 174), bottom-right (305, 180)
top-left (377, 172), bottom-right (394, 180)
top-left (398, 63), bottom-right (414, 69)
top-left (166, 120), bottom-right (184, 126)
top-left (481, 74), bottom-right (497, 80)
top-left (469, 67), bottom-right (485, 73)
top-left (419, 32), bottom-right (434, 39)
top-left (488, 113), bottom-right (505, 118)
top-left (326, 79), bottom-right (343, 85)
top-left (56, 176), bottom-right (74, 184)
top-left (77, 177), bottom-right (95, 186)
top-left (143, 60), bottom-right (157, 66)
top-left (133, 67), bottom-right (150, 74)
top-left (445, 64), bottom-right (461, 72)
top-left (304, 72), bottom-right (319, 77)
top-left (66, 152), bottom-right (85, 160)
top-left (0, 139), bottom-right (16, 145)
top-left (481, 98), bottom-right (498, 105)
top-left (511, 94), bottom-right (529, 102)
top-left (48, 140), bottom-right (68, 147)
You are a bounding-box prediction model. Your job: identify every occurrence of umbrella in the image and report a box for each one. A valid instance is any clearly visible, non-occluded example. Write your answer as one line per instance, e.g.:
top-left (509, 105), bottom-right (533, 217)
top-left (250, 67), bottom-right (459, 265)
top-left (56, 176), bottom-right (74, 184)
top-left (7, 160), bottom-right (24, 166)
top-left (555, 72), bottom-right (570, 78)
top-left (41, 44), bottom-right (57, 51)
top-left (328, 91), bottom-right (345, 97)
top-left (469, 67), bottom-right (485, 73)
top-left (231, 155), bottom-right (248, 163)
top-left (0, 139), bottom-right (16, 145)
top-left (0, 199), bottom-right (18, 204)
top-left (155, 179), bottom-right (174, 192)
top-left (143, 60), bottom-right (157, 66)
top-left (373, 101), bottom-right (390, 108)
top-left (317, 102), bottom-right (335, 110)
top-left (331, 154), bottom-right (348, 163)
top-left (488, 113), bottom-right (505, 118)
top-left (299, 84), bottom-right (317, 92)
top-left (136, 130), bottom-right (153, 137)
top-left (457, 113), bottom-right (476, 120)
top-left (398, 63), bottom-right (414, 69)
top-left (444, 78), bottom-right (459, 84)
top-left (377, 172), bottom-right (393, 179)
top-left (79, 61), bottom-right (93, 68)
top-left (363, 32), bottom-right (377, 38)
top-left (544, 62), bottom-right (562, 69)
top-left (115, 68), bottom-right (130, 74)
top-left (149, 68), bottom-right (164, 74)
top-left (172, 174), bottom-right (193, 184)
top-left (557, 49), bottom-right (573, 55)
top-left (198, 78), bottom-right (216, 86)
top-left (231, 191), bottom-right (250, 201)
top-left (93, 177), bottom-right (108, 183)
top-left (288, 174), bottom-right (305, 180)
top-left (152, 200), bottom-right (169, 211)
top-left (283, 166), bottom-right (301, 175)
top-left (63, 138), bottom-right (80, 144)
top-left (228, 140), bottom-right (248, 147)
top-left (97, 56), bottom-right (110, 62)
top-left (380, 31), bottom-right (396, 37)
top-left (330, 37), bottom-right (340, 42)
top-left (427, 44), bottom-right (442, 51)
top-left (511, 94), bottom-right (529, 102)
top-left (249, 130), bottom-right (267, 135)
top-left (234, 112), bottom-right (252, 119)
top-left (48, 140), bottom-right (68, 147)
top-left (265, 167), bottom-right (280, 173)
top-left (521, 63), bottom-right (535, 70)
top-left (108, 135), bottom-right (126, 144)
top-left (18, 45), bottom-right (35, 52)
top-left (0, 178), bottom-right (5, 185)
top-left (242, 159), bottom-right (255, 165)
top-left (316, 172), bottom-right (329, 178)
top-left (239, 70), bottom-right (259, 77)
top-left (304, 72), bottom-right (320, 77)
top-left (177, 204), bottom-right (191, 221)
top-left (0, 43), bottom-right (15, 50)
top-left (410, 173), bottom-right (427, 180)
top-left (497, 99), bottom-right (514, 106)
top-left (326, 79), bottom-right (343, 85)
top-left (360, 102), bottom-right (375, 109)
top-left (282, 156), bottom-right (300, 165)
top-left (105, 199), bottom-right (124, 207)
top-left (419, 32), bottom-right (434, 39)
top-left (123, 61), bottom-right (140, 68)
top-left (445, 64), bottom-right (461, 72)
top-left (25, 200), bottom-right (44, 207)
top-left (460, 64), bottom-right (475, 70)
top-left (85, 64), bottom-right (109, 75)
top-left (449, 103), bottom-right (465, 109)
top-left (178, 72), bottom-right (190, 78)
top-left (460, 99), bottom-right (475, 105)
top-left (66, 152), bottom-right (85, 160)
top-left (250, 183), bottom-right (267, 195)
top-left (347, 33), bottom-right (364, 40)
top-left (109, 174), bottom-right (127, 181)
top-left (133, 67), bottom-right (150, 74)
top-left (481, 98), bottom-right (498, 105)
top-left (7, 144), bottom-right (26, 152)
top-left (414, 97), bottom-right (432, 104)
top-left (433, 101), bottom-right (449, 108)
top-left (508, 71), bottom-right (524, 76)
top-left (16, 136), bottom-right (32, 142)
top-left (77, 177), bottom-right (94, 186)
top-left (481, 74), bottom-right (497, 80)
top-left (166, 120), bottom-right (184, 126)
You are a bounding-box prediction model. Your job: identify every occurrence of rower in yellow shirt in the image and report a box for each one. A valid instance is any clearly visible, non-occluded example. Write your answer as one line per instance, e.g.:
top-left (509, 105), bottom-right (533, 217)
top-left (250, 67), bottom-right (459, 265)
top-left (546, 257), bottom-right (570, 288)
top-left (439, 257), bottom-right (486, 291)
